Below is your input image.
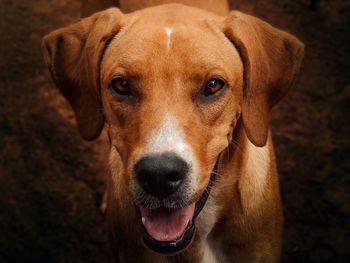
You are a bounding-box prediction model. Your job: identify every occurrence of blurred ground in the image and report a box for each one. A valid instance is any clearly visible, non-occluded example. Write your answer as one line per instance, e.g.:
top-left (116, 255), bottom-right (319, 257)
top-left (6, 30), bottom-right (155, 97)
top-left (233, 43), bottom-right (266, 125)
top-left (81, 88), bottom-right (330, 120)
top-left (0, 0), bottom-right (349, 262)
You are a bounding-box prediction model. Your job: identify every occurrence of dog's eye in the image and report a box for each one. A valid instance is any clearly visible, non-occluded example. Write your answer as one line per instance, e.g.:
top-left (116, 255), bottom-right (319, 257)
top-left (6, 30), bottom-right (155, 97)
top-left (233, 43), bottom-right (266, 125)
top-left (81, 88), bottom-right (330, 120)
top-left (110, 78), bottom-right (132, 96)
top-left (203, 79), bottom-right (225, 96)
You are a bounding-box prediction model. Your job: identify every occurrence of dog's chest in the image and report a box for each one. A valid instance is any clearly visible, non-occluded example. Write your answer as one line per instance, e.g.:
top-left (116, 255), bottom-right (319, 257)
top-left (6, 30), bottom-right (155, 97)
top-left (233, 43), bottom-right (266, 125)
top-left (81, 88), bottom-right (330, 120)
top-left (202, 238), bottom-right (229, 263)
top-left (197, 195), bottom-right (229, 263)
top-left (203, 241), bottom-right (217, 263)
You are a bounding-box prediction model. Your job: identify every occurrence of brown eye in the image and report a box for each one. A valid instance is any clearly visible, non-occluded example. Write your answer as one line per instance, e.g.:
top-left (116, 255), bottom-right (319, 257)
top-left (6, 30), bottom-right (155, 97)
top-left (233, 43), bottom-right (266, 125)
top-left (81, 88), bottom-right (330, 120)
top-left (203, 79), bottom-right (225, 96)
top-left (110, 78), bottom-right (132, 96)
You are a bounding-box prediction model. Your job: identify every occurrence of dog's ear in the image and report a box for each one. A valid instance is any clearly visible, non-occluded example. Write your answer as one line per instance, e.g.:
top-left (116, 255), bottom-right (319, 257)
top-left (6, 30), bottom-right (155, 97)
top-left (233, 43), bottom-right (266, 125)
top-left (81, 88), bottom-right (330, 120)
top-left (42, 8), bottom-right (123, 140)
top-left (223, 11), bottom-right (304, 147)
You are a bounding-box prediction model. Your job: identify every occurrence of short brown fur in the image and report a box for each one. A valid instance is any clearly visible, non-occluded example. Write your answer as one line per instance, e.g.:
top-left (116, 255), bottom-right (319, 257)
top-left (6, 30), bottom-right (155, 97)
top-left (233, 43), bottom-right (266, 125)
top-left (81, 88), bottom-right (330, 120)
top-left (43, 0), bottom-right (304, 262)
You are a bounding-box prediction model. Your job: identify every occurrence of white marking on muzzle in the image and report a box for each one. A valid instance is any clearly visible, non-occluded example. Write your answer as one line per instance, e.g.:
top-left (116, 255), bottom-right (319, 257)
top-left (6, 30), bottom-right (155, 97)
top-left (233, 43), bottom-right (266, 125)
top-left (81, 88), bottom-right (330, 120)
top-left (146, 115), bottom-right (198, 198)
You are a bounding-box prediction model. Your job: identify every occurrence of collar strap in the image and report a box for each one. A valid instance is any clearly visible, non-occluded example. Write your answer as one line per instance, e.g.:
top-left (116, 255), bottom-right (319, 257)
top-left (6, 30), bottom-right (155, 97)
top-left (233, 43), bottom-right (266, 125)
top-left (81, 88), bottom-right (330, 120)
top-left (193, 153), bottom-right (221, 219)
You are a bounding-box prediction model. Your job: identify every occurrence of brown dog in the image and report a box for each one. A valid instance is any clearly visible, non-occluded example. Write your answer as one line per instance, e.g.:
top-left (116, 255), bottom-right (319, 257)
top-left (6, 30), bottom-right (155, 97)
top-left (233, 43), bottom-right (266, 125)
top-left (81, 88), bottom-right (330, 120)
top-left (43, 0), bottom-right (304, 262)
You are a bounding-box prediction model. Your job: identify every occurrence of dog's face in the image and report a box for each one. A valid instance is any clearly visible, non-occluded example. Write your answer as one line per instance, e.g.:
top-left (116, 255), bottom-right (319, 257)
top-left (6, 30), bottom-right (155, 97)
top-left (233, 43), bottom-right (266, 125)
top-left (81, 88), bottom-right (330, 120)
top-left (100, 7), bottom-right (243, 250)
top-left (43, 3), bottom-right (303, 255)
top-left (98, 7), bottom-right (244, 252)
top-left (101, 6), bottom-right (242, 210)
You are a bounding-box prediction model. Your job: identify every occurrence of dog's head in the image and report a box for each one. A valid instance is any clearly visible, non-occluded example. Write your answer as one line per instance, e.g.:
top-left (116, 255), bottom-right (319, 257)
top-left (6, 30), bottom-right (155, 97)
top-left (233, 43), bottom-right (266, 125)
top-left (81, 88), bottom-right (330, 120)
top-left (43, 4), bottom-right (303, 255)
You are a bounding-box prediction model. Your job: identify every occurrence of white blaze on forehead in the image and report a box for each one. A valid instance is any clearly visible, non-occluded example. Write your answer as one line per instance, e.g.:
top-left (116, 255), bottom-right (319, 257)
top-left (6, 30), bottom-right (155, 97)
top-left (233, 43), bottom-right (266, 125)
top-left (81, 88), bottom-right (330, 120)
top-left (165, 27), bottom-right (173, 49)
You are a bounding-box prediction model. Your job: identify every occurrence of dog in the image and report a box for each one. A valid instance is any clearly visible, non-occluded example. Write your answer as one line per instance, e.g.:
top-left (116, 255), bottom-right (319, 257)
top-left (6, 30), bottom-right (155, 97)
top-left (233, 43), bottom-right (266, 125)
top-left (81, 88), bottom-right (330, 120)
top-left (42, 0), bottom-right (304, 262)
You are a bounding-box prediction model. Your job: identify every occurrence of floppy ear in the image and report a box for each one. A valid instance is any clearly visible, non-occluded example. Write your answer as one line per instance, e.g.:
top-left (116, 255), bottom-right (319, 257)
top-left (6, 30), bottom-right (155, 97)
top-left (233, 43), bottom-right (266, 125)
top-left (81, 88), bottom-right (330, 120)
top-left (42, 8), bottom-right (123, 140)
top-left (223, 11), bottom-right (304, 147)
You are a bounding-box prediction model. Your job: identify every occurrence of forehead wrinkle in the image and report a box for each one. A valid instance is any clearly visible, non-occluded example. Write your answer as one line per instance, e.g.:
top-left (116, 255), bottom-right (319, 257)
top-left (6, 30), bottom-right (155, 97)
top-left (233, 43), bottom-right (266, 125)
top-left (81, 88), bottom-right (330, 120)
top-left (103, 19), bottom-right (240, 85)
top-left (109, 17), bottom-right (137, 46)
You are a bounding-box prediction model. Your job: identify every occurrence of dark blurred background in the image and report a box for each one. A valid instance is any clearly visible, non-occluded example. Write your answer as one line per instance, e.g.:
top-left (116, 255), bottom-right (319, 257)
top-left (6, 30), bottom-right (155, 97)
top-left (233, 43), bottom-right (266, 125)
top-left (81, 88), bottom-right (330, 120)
top-left (0, 0), bottom-right (349, 262)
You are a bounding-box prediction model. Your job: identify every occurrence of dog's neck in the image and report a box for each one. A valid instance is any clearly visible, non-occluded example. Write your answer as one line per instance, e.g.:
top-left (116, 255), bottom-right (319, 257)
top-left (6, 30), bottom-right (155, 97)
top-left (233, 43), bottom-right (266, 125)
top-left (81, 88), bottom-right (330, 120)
top-left (213, 115), bottom-right (275, 219)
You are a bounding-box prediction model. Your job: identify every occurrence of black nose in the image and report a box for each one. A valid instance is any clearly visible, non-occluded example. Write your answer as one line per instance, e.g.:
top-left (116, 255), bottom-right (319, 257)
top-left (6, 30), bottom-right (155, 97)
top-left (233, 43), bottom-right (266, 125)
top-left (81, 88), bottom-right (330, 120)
top-left (134, 153), bottom-right (189, 199)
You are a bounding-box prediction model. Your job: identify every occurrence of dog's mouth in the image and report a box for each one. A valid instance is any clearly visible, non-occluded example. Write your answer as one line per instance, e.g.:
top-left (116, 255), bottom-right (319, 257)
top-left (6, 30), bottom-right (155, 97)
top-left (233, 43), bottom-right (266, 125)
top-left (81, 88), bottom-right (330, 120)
top-left (140, 204), bottom-right (195, 242)
top-left (138, 156), bottom-right (220, 255)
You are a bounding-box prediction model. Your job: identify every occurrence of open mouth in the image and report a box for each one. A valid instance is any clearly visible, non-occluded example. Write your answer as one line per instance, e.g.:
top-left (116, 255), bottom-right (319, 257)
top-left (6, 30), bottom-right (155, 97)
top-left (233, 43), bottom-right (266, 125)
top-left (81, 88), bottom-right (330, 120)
top-left (138, 157), bottom-right (220, 255)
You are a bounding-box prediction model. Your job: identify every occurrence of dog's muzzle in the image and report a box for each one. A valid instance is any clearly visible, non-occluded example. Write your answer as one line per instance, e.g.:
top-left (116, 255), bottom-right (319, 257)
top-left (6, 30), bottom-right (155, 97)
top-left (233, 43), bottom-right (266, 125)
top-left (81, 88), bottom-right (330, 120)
top-left (135, 154), bottom-right (220, 255)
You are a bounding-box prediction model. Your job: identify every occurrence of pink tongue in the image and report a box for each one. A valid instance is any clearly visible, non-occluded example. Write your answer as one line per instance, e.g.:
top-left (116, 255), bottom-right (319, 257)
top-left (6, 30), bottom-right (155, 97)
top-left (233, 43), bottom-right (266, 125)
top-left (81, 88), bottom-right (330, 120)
top-left (139, 203), bottom-right (195, 241)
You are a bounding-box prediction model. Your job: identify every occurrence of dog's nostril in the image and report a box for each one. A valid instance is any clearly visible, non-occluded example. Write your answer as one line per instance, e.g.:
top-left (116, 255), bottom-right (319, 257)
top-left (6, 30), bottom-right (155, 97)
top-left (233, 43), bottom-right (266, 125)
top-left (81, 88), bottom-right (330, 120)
top-left (134, 153), bottom-right (188, 199)
top-left (168, 172), bottom-right (183, 184)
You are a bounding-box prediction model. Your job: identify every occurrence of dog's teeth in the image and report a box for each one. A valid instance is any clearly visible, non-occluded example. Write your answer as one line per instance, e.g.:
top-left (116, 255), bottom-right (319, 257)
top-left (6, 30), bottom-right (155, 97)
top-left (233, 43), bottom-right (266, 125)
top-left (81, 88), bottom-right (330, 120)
top-left (186, 218), bottom-right (190, 226)
top-left (142, 217), bottom-right (146, 225)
